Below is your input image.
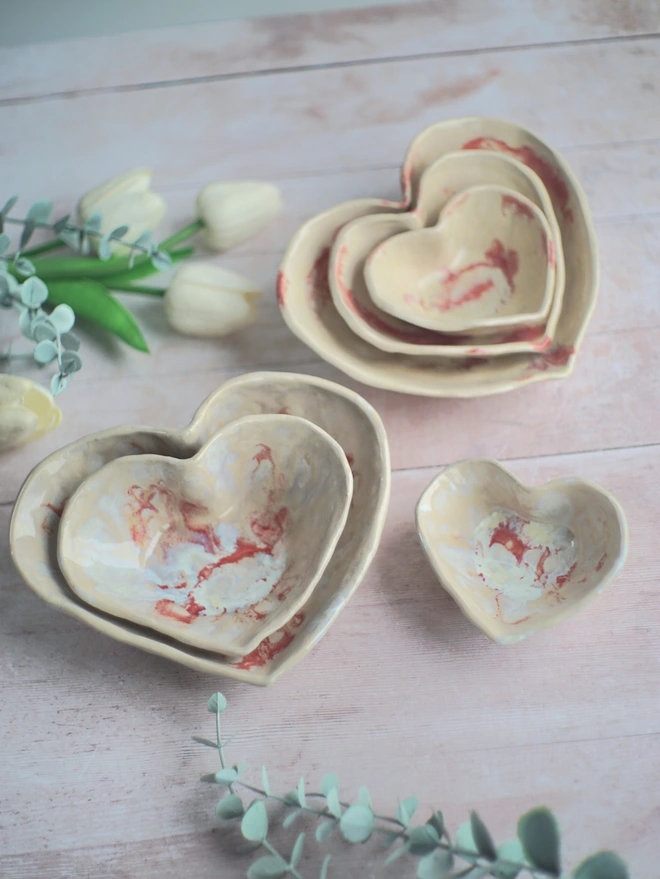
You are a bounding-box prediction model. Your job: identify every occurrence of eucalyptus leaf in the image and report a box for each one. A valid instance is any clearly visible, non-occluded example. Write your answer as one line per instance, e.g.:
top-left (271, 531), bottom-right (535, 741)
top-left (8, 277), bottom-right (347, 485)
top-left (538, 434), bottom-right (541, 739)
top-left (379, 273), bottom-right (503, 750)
top-left (20, 276), bottom-right (48, 308)
top-left (319, 855), bottom-right (331, 879)
top-left (46, 279), bottom-right (149, 352)
top-left (133, 230), bottom-right (152, 249)
top-left (261, 766), bottom-right (270, 797)
top-left (0, 270), bottom-right (18, 296)
top-left (60, 351), bottom-right (82, 375)
top-left (241, 800), bottom-right (268, 842)
top-left (315, 819), bottom-right (336, 843)
top-left (282, 809), bottom-right (301, 830)
top-left (339, 804), bottom-right (374, 844)
top-left (58, 228), bottom-right (81, 251)
top-left (33, 339), bottom-right (58, 365)
top-left (14, 256), bottom-right (36, 277)
top-left (51, 373), bottom-right (68, 396)
top-left (427, 811), bottom-right (445, 839)
top-left (49, 303), bottom-right (75, 333)
top-left (110, 225), bottom-right (129, 241)
top-left (1, 195), bottom-right (18, 217)
top-left (402, 796), bottom-right (419, 822)
top-left (60, 330), bottom-right (80, 351)
top-left (26, 199), bottom-right (52, 225)
top-left (214, 768), bottom-right (238, 787)
top-left (98, 234), bottom-right (112, 261)
top-left (358, 786), bottom-right (372, 810)
top-left (191, 736), bottom-right (219, 750)
top-left (572, 851), bottom-right (629, 879)
top-left (321, 773), bottom-right (339, 797)
top-left (84, 212), bottom-right (102, 234)
top-left (456, 820), bottom-right (478, 854)
top-left (396, 799), bottom-right (413, 828)
top-left (518, 808), bottom-right (561, 877)
top-left (33, 321), bottom-right (57, 343)
top-left (207, 693), bottom-right (227, 714)
top-left (19, 219), bottom-right (35, 250)
top-left (408, 825), bottom-right (441, 856)
top-left (246, 854), bottom-right (287, 879)
top-left (52, 214), bottom-right (71, 234)
top-left (99, 246), bottom-right (192, 288)
top-left (326, 787), bottom-right (341, 819)
top-left (81, 233), bottom-right (91, 256)
top-left (297, 776), bottom-right (306, 808)
top-left (416, 849), bottom-right (453, 879)
top-left (493, 840), bottom-right (525, 879)
top-left (18, 308), bottom-right (33, 338)
top-left (384, 841), bottom-right (410, 866)
top-left (464, 867), bottom-right (491, 879)
top-left (0, 233), bottom-right (9, 256)
top-left (470, 812), bottom-right (497, 860)
top-left (290, 832), bottom-right (305, 868)
top-left (151, 249), bottom-right (172, 272)
top-left (283, 791), bottom-right (300, 807)
top-left (215, 794), bottom-right (244, 819)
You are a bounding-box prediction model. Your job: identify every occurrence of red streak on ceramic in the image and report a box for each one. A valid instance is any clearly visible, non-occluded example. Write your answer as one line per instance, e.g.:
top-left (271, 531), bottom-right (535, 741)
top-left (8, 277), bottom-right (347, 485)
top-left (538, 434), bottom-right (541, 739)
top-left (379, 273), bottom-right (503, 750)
top-left (501, 324), bottom-right (546, 343)
top-left (548, 238), bottom-right (555, 269)
top-left (528, 344), bottom-right (575, 372)
top-left (501, 193), bottom-right (534, 220)
top-left (252, 443), bottom-right (274, 472)
top-left (596, 553), bottom-right (608, 572)
top-left (535, 546), bottom-right (551, 579)
top-left (235, 611), bottom-right (305, 670)
top-left (42, 498), bottom-right (68, 518)
top-left (554, 561), bottom-right (577, 590)
top-left (462, 136), bottom-right (573, 222)
top-left (489, 519), bottom-right (530, 564)
top-left (276, 271), bottom-right (288, 307)
top-left (154, 598), bottom-right (197, 624)
top-left (193, 536), bottom-right (271, 590)
top-left (306, 246), bottom-right (332, 314)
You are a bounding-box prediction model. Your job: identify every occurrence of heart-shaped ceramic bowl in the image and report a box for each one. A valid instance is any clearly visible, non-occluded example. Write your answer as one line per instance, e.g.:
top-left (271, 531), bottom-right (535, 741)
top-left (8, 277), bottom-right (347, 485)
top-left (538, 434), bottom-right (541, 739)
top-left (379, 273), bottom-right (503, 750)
top-left (278, 116), bottom-right (597, 396)
top-left (416, 459), bottom-right (628, 644)
top-left (366, 185), bottom-right (555, 334)
top-left (10, 372), bottom-right (390, 685)
top-left (58, 415), bottom-right (352, 657)
top-left (328, 150), bottom-right (565, 357)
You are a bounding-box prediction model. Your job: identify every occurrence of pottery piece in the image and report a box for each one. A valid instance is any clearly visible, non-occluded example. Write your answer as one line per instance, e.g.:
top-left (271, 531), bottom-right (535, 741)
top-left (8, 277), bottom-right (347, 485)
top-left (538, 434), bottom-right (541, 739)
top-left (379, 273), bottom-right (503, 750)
top-left (416, 458), bottom-right (628, 644)
top-left (10, 372), bottom-right (390, 685)
top-left (278, 116), bottom-right (598, 397)
top-left (58, 415), bottom-right (352, 657)
top-left (328, 150), bottom-right (565, 357)
top-left (365, 185), bottom-right (555, 334)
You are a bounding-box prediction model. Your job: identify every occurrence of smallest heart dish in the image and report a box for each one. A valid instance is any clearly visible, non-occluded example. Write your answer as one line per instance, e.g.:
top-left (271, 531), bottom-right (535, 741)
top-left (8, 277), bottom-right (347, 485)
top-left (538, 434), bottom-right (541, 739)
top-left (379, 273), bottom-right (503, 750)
top-left (366, 185), bottom-right (555, 335)
top-left (57, 414), bottom-right (353, 657)
top-left (416, 458), bottom-right (628, 644)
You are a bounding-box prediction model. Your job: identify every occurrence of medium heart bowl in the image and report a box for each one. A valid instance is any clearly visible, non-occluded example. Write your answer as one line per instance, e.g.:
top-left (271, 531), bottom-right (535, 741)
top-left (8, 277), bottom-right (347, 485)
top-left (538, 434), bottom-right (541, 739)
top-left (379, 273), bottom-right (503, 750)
top-left (57, 415), bottom-right (353, 657)
top-left (416, 458), bottom-right (628, 644)
top-left (10, 372), bottom-right (390, 685)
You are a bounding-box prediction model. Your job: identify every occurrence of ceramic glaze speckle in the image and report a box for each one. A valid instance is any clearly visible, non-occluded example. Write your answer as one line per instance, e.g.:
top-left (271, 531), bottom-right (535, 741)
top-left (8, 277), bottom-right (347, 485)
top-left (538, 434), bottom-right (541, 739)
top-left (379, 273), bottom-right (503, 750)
top-left (279, 116), bottom-right (598, 397)
top-left (416, 459), bottom-right (628, 644)
top-left (366, 185), bottom-right (555, 334)
top-left (57, 415), bottom-right (352, 657)
top-left (10, 373), bottom-right (390, 684)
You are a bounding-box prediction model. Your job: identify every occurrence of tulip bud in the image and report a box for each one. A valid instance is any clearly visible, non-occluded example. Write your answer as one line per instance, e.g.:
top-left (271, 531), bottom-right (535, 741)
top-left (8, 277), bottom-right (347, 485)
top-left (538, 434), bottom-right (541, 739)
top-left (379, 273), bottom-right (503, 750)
top-left (0, 375), bottom-right (62, 452)
top-left (164, 262), bottom-right (261, 337)
top-left (196, 181), bottom-right (282, 252)
top-left (78, 168), bottom-right (166, 253)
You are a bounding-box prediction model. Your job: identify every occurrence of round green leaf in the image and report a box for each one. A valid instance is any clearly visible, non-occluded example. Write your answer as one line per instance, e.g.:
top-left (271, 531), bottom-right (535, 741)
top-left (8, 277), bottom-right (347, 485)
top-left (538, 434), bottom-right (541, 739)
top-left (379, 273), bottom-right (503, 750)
top-left (60, 351), bottom-right (82, 375)
top-left (321, 773), bottom-right (339, 796)
top-left (241, 800), bottom-right (268, 842)
top-left (60, 330), bottom-right (80, 351)
top-left (27, 199), bottom-right (52, 224)
top-left (290, 832), bottom-right (305, 868)
top-left (358, 786), bottom-right (372, 809)
top-left (20, 276), bottom-right (48, 308)
top-left (18, 308), bottom-right (33, 338)
top-left (215, 794), bottom-right (244, 819)
top-left (427, 811), bottom-right (445, 839)
top-left (32, 320), bottom-right (57, 343)
top-left (326, 787), bottom-right (341, 819)
top-left (34, 339), bottom-right (58, 365)
top-left (283, 808), bottom-right (301, 829)
top-left (416, 849), bottom-right (453, 879)
top-left (49, 303), bottom-right (75, 333)
top-left (493, 839), bottom-right (525, 879)
top-left (51, 373), bottom-right (68, 396)
top-left (471, 811), bottom-right (497, 860)
top-left (207, 692), bottom-right (226, 713)
top-left (151, 249), bottom-right (172, 272)
top-left (456, 819), bottom-right (478, 854)
top-left (84, 212), bottom-right (102, 234)
top-left (572, 851), bottom-right (629, 879)
top-left (246, 854), bottom-right (287, 879)
top-left (214, 767), bottom-right (237, 786)
top-left (98, 235), bottom-right (112, 261)
top-left (14, 256), bottom-right (36, 277)
top-left (408, 825), bottom-right (441, 856)
top-left (316, 819), bottom-right (337, 843)
top-left (339, 804), bottom-right (374, 843)
top-left (518, 807), bottom-right (561, 876)
top-left (110, 225), bottom-right (129, 241)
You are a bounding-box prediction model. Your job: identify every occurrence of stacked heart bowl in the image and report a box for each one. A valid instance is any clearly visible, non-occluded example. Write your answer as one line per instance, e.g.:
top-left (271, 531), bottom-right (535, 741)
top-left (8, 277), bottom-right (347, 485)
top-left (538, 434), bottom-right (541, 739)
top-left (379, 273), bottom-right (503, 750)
top-left (278, 116), bottom-right (598, 396)
top-left (10, 373), bottom-right (390, 685)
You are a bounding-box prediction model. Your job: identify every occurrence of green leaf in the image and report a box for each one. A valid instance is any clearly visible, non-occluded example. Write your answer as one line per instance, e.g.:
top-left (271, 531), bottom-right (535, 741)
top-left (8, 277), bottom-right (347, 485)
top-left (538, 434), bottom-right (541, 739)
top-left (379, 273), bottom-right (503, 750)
top-left (241, 800), bottom-right (268, 842)
top-left (19, 219), bottom-right (36, 250)
top-left (51, 373), bottom-right (67, 396)
top-left (98, 245), bottom-right (192, 288)
top-left (427, 811), bottom-right (445, 839)
top-left (339, 804), bottom-right (374, 843)
top-left (456, 820), bottom-right (478, 854)
top-left (49, 302), bottom-right (75, 333)
top-left (319, 854), bottom-right (331, 879)
top-left (151, 249), bottom-right (172, 272)
top-left (27, 199), bottom-right (52, 225)
top-left (213, 767), bottom-right (237, 786)
top-left (326, 787), bottom-right (341, 819)
top-left (20, 276), bottom-right (48, 308)
top-left (290, 832), bottom-right (305, 868)
top-left (207, 693), bottom-right (227, 713)
top-left (58, 228), bottom-right (81, 251)
top-left (52, 214), bottom-right (70, 234)
top-left (60, 351), bottom-right (82, 375)
top-left (60, 330), bottom-right (80, 350)
top-left (84, 212), bottom-right (102, 234)
top-left (471, 811), bottom-right (497, 860)
top-left (316, 819), bottom-right (337, 843)
top-left (46, 279), bottom-right (149, 352)
top-left (14, 256), bottom-right (36, 276)
top-left (464, 868), bottom-right (491, 879)
top-left (110, 224), bottom-right (129, 241)
top-left (192, 736), bottom-right (219, 749)
top-left (246, 854), bottom-right (287, 879)
top-left (572, 851), bottom-right (629, 879)
top-left (283, 791), bottom-right (300, 807)
top-left (358, 786), bottom-right (371, 810)
top-left (297, 776), bottom-right (306, 808)
top-left (33, 321), bottom-right (57, 343)
top-left (416, 849), bottom-right (453, 879)
top-left (261, 766), bottom-right (270, 797)
top-left (283, 808), bottom-right (301, 829)
top-left (0, 233), bottom-right (9, 256)
top-left (408, 825), bottom-right (441, 856)
top-left (397, 797), bottom-right (418, 828)
top-left (215, 794), bottom-right (244, 819)
top-left (98, 234), bottom-right (113, 261)
top-left (321, 773), bottom-right (339, 797)
top-left (493, 840), bottom-right (525, 879)
top-left (1, 195), bottom-right (18, 217)
top-left (385, 841), bottom-right (410, 866)
top-left (518, 807), bottom-right (561, 876)
top-left (34, 339), bottom-right (58, 364)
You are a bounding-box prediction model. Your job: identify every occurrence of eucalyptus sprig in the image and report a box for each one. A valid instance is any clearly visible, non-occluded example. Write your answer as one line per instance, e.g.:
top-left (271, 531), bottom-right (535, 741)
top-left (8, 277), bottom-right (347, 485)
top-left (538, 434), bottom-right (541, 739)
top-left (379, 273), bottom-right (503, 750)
top-left (198, 693), bottom-right (629, 879)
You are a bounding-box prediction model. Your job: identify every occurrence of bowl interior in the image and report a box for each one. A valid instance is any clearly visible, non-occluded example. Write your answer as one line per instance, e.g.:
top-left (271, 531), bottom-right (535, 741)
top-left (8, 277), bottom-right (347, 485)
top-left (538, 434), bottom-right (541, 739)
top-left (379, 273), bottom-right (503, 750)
top-left (367, 185), bottom-right (554, 333)
top-left (57, 415), bottom-right (352, 657)
top-left (417, 460), bottom-right (626, 643)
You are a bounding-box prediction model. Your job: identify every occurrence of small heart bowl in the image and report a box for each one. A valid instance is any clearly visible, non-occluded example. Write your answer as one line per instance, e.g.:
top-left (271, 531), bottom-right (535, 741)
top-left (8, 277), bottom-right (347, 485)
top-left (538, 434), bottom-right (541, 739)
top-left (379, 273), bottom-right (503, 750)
top-left (416, 458), bottom-right (628, 644)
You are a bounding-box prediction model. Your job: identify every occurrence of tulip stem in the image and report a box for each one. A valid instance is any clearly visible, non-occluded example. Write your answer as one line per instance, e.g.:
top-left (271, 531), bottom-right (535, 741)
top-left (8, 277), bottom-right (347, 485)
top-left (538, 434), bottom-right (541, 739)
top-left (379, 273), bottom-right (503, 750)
top-left (22, 239), bottom-right (67, 258)
top-left (159, 219), bottom-right (204, 251)
top-left (107, 283), bottom-right (167, 296)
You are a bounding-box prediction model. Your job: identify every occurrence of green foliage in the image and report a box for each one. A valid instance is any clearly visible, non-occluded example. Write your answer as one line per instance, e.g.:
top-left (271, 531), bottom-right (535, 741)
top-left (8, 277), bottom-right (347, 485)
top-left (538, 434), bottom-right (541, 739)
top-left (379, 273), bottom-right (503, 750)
top-left (195, 693), bottom-right (629, 879)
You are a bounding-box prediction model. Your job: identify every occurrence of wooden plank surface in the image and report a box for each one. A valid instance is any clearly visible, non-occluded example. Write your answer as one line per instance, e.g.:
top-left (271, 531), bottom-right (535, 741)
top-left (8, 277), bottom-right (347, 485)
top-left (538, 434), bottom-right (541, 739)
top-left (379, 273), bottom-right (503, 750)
top-left (1, 2), bottom-right (659, 877)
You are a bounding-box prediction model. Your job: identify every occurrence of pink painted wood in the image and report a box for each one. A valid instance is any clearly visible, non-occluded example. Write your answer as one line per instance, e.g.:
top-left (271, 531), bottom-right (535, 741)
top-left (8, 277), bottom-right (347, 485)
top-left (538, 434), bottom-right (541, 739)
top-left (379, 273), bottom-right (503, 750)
top-left (1, 3), bottom-right (659, 877)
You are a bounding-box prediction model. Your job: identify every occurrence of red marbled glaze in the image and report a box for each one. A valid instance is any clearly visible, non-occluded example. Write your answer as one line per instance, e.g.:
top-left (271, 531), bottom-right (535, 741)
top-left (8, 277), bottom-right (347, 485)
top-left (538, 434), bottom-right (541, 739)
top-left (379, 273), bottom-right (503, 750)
top-left (527, 344), bottom-right (576, 372)
top-left (235, 611), bottom-right (305, 670)
top-left (489, 519), bottom-right (529, 564)
top-left (276, 271), bottom-right (288, 307)
top-left (501, 193), bottom-right (535, 220)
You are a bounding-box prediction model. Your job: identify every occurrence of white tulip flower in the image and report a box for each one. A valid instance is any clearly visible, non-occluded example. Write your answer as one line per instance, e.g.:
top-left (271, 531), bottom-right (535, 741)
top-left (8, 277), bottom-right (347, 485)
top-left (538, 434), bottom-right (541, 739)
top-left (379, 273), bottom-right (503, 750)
top-left (196, 181), bottom-right (282, 252)
top-left (0, 375), bottom-right (62, 452)
top-left (164, 262), bottom-right (261, 337)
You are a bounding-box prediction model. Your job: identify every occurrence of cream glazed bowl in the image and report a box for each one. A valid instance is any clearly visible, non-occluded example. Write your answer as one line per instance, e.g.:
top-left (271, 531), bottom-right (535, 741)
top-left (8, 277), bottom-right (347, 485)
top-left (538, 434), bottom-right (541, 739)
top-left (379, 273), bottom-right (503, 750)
top-left (416, 459), bottom-right (628, 644)
top-left (57, 415), bottom-right (353, 658)
top-left (10, 372), bottom-right (390, 685)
